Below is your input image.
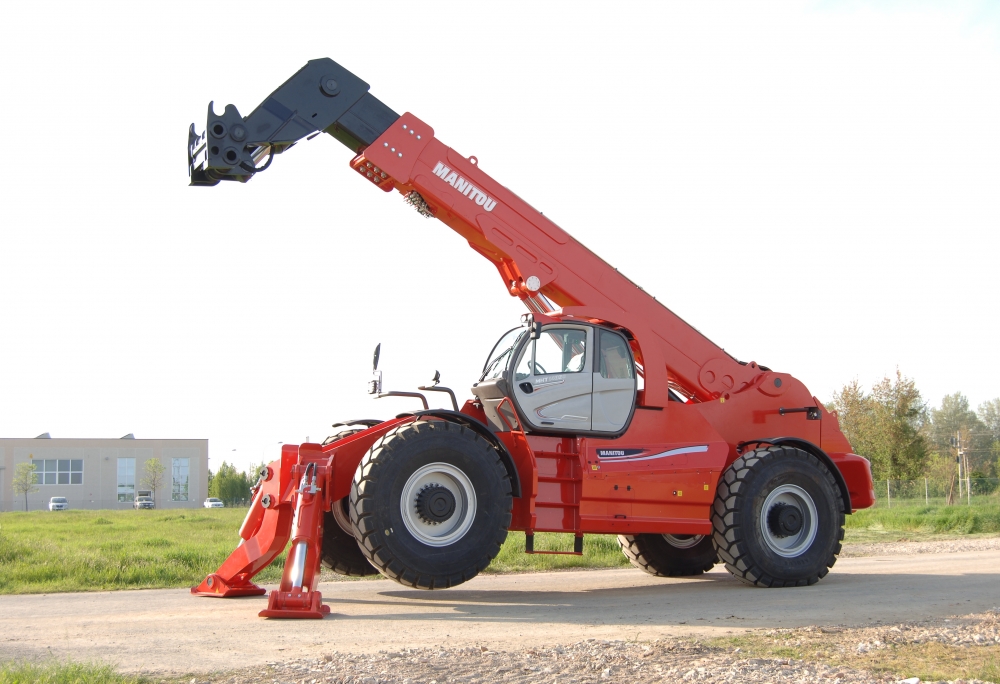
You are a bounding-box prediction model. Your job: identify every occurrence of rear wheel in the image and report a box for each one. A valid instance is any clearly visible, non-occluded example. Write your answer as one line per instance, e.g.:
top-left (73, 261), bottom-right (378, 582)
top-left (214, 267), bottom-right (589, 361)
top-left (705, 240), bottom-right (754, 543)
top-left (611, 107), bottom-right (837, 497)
top-left (320, 499), bottom-right (378, 577)
top-left (318, 423), bottom-right (382, 576)
top-left (350, 420), bottom-right (512, 589)
top-left (712, 446), bottom-right (845, 587)
top-left (618, 533), bottom-right (718, 577)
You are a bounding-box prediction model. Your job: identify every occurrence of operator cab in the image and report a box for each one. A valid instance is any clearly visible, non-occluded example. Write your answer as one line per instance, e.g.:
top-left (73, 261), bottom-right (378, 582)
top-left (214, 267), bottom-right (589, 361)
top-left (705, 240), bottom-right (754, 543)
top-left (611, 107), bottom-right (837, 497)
top-left (472, 322), bottom-right (637, 436)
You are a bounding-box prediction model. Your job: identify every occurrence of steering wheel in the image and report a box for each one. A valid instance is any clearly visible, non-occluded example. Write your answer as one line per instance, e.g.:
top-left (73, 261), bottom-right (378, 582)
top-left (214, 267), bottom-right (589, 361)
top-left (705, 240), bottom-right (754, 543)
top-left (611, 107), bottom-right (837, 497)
top-left (530, 361), bottom-right (547, 375)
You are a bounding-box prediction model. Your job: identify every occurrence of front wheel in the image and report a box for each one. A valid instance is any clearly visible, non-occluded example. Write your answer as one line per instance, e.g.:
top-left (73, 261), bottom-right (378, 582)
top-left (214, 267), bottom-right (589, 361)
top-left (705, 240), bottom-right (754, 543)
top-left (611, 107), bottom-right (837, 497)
top-left (712, 446), bottom-right (845, 587)
top-left (350, 420), bottom-right (513, 589)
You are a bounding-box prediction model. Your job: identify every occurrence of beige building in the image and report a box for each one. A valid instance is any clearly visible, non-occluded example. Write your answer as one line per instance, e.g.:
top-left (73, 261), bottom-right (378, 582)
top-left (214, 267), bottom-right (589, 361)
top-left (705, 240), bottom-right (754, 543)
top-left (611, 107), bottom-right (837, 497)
top-left (0, 436), bottom-right (209, 511)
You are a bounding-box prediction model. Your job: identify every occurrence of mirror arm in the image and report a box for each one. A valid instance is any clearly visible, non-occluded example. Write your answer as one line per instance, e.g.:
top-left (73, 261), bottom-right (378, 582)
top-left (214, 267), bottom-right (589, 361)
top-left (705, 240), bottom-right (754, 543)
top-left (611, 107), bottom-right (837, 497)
top-left (377, 391), bottom-right (429, 410)
top-left (418, 385), bottom-right (459, 411)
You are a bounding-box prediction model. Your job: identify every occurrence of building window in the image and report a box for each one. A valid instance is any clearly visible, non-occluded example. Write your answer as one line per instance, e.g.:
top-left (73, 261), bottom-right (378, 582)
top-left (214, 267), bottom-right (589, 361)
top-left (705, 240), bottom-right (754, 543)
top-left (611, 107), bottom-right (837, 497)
top-left (172, 458), bottom-right (190, 501)
top-left (39, 459), bottom-right (83, 485)
top-left (118, 458), bottom-right (136, 502)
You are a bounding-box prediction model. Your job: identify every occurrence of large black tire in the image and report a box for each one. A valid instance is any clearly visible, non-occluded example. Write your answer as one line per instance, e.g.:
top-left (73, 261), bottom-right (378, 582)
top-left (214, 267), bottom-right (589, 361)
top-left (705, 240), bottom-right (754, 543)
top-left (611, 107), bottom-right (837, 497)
top-left (712, 446), bottom-right (845, 587)
top-left (320, 500), bottom-right (379, 577)
top-left (320, 424), bottom-right (381, 576)
top-left (349, 420), bottom-right (512, 589)
top-left (618, 533), bottom-right (718, 577)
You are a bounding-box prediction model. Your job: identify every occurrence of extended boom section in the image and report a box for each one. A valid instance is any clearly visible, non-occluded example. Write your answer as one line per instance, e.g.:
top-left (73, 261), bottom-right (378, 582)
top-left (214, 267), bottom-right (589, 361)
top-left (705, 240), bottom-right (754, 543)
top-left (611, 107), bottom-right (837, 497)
top-left (189, 58), bottom-right (875, 619)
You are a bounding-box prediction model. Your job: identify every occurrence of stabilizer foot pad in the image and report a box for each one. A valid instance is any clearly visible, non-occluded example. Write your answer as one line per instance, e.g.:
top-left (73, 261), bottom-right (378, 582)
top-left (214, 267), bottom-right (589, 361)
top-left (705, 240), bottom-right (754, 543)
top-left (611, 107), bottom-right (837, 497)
top-left (191, 574), bottom-right (267, 597)
top-left (258, 589), bottom-right (330, 619)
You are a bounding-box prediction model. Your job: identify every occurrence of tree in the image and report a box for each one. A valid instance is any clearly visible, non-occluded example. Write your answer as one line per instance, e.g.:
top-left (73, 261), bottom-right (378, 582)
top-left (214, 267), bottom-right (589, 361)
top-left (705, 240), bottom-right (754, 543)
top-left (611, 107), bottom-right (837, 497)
top-left (11, 462), bottom-right (39, 511)
top-left (977, 398), bottom-right (1000, 476)
top-left (140, 458), bottom-right (167, 500)
top-left (929, 393), bottom-right (991, 476)
top-left (208, 461), bottom-right (254, 506)
top-left (980, 398), bottom-right (1000, 440)
top-left (829, 370), bottom-right (929, 481)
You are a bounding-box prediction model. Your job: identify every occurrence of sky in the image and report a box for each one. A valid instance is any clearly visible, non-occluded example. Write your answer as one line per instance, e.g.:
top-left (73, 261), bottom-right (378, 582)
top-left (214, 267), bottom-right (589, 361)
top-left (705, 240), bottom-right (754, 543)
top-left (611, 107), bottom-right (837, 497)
top-left (1, 1), bottom-right (998, 474)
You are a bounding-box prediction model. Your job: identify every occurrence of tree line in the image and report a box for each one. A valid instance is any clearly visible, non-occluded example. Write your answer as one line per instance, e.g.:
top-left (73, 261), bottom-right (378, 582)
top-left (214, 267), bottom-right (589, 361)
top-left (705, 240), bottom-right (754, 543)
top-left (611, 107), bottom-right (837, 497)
top-left (207, 461), bottom-right (261, 506)
top-left (828, 370), bottom-right (1000, 483)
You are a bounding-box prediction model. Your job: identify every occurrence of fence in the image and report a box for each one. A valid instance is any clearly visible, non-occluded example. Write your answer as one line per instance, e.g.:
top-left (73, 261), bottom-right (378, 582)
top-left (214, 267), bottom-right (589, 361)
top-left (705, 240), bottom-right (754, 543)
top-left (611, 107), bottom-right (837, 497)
top-left (872, 478), bottom-right (1000, 507)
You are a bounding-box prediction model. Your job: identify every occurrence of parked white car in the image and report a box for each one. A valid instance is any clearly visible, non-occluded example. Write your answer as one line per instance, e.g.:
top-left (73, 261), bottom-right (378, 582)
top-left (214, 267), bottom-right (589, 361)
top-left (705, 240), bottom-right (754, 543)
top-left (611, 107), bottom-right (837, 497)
top-left (48, 497), bottom-right (68, 511)
top-left (203, 497), bottom-right (224, 509)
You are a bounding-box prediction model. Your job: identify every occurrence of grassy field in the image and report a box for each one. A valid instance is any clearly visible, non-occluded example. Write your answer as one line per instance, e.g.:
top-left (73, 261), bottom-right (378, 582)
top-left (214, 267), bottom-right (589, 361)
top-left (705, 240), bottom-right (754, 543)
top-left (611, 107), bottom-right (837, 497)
top-left (844, 498), bottom-right (1000, 543)
top-left (1, 502), bottom-right (998, 595)
top-left (0, 509), bottom-right (287, 595)
top-left (0, 660), bottom-right (148, 684)
top-left (706, 625), bottom-right (1000, 683)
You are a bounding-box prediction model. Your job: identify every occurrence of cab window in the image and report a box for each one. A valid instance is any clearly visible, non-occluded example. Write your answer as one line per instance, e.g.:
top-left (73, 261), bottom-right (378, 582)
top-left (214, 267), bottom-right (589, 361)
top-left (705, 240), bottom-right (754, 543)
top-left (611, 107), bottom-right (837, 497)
top-left (532, 329), bottom-right (587, 375)
top-left (599, 331), bottom-right (634, 379)
top-left (481, 328), bottom-right (526, 381)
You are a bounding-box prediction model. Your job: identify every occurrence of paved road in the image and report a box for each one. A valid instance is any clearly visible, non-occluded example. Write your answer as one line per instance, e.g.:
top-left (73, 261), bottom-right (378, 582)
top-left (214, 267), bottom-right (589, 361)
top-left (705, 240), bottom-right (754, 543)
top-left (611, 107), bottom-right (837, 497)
top-left (1, 549), bottom-right (997, 675)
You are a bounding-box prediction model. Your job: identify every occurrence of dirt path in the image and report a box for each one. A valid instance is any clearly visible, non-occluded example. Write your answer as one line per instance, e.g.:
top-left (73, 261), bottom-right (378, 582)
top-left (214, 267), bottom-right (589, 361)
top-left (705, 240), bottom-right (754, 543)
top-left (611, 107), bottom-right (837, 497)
top-left (1, 543), bottom-right (998, 677)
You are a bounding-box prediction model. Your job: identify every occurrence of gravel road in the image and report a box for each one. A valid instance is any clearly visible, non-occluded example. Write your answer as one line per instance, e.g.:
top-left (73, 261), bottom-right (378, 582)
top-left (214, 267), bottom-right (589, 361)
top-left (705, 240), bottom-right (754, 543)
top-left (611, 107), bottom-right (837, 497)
top-left (1, 538), bottom-right (998, 683)
top-left (208, 613), bottom-right (1000, 684)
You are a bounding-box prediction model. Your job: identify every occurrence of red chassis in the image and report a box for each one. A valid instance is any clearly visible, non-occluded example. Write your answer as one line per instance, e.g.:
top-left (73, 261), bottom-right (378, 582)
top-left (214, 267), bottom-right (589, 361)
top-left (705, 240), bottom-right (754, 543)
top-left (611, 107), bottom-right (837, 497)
top-left (192, 398), bottom-right (873, 617)
top-left (189, 59), bottom-right (876, 618)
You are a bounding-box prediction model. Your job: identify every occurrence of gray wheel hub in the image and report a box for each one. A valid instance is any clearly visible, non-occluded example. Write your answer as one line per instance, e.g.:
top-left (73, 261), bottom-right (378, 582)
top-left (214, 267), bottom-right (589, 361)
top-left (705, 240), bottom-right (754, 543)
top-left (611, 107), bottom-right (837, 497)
top-left (400, 462), bottom-right (477, 547)
top-left (416, 484), bottom-right (457, 524)
top-left (759, 484), bottom-right (818, 558)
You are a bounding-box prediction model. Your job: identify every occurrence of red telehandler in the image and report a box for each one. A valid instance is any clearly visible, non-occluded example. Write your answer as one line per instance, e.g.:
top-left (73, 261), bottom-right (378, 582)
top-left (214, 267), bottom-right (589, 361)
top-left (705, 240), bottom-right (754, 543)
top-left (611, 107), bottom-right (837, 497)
top-left (188, 58), bottom-right (875, 619)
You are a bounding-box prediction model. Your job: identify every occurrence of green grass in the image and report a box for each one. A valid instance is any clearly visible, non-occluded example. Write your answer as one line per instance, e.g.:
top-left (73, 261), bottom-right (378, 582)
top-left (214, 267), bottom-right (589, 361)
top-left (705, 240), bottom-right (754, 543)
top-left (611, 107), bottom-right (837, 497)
top-left (0, 509), bottom-right (286, 595)
top-left (488, 532), bottom-right (630, 573)
top-left (844, 500), bottom-right (1000, 542)
top-left (2, 502), bottom-right (998, 595)
top-left (706, 629), bottom-right (1000, 683)
top-left (0, 660), bottom-right (148, 684)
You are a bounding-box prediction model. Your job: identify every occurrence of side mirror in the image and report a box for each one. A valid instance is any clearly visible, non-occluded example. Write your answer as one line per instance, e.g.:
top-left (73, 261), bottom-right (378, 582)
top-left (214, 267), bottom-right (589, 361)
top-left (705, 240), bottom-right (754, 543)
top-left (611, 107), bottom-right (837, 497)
top-left (369, 343), bottom-right (383, 395)
top-left (521, 312), bottom-right (541, 339)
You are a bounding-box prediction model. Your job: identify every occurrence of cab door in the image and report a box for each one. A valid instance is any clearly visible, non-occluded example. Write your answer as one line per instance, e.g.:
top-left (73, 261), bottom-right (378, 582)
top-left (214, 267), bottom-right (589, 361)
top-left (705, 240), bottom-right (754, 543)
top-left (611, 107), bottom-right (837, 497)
top-left (592, 329), bottom-right (637, 433)
top-left (512, 326), bottom-right (593, 431)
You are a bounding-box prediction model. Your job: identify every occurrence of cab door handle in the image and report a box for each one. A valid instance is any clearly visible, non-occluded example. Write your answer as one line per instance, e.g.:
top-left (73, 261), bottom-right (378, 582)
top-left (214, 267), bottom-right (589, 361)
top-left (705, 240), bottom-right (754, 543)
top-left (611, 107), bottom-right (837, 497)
top-left (519, 382), bottom-right (533, 394)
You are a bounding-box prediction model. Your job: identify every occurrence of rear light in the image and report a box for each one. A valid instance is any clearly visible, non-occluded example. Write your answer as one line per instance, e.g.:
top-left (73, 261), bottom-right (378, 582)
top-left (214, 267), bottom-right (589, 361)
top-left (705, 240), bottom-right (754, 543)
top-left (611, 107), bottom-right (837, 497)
top-left (350, 155), bottom-right (394, 192)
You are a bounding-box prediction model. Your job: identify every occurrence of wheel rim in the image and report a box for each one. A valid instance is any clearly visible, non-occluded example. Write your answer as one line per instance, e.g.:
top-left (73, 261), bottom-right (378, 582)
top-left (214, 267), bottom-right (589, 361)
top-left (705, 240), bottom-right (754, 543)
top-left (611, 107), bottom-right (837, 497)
top-left (400, 462), bottom-right (478, 547)
top-left (662, 534), bottom-right (704, 549)
top-left (332, 497), bottom-right (354, 535)
top-left (759, 484), bottom-right (818, 558)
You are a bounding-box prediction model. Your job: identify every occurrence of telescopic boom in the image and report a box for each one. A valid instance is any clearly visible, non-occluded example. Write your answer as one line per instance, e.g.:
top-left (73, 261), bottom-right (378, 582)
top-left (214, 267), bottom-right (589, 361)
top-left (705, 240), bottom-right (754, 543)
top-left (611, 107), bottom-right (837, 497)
top-left (190, 58), bottom-right (762, 407)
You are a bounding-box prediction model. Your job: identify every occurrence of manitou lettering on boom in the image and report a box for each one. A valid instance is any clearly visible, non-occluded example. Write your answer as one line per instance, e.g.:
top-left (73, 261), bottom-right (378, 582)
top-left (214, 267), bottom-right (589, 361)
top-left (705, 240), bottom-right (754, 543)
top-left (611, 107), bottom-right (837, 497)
top-left (432, 162), bottom-right (497, 211)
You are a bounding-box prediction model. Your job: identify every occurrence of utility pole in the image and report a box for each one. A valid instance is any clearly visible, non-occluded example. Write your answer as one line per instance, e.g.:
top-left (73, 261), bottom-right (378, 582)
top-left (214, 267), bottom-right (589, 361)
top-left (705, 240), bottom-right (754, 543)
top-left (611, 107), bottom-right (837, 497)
top-left (962, 451), bottom-right (972, 506)
top-left (955, 432), bottom-right (963, 499)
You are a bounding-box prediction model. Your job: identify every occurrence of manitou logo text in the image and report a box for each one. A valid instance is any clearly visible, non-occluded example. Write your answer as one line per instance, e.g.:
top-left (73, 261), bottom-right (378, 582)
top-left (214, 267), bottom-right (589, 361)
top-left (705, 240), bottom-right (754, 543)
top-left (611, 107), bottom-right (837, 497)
top-left (432, 162), bottom-right (497, 212)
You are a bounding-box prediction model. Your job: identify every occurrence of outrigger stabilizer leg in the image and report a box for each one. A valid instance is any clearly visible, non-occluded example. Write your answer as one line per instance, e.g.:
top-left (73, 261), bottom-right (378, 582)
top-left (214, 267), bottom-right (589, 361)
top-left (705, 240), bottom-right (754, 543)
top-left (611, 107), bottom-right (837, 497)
top-left (191, 444), bottom-right (331, 619)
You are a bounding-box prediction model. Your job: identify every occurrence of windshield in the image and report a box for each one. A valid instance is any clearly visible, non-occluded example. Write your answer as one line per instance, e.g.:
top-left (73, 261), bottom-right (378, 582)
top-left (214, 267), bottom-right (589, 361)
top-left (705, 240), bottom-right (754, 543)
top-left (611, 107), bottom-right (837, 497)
top-left (51, 497), bottom-right (66, 503)
top-left (207, 498), bottom-right (220, 502)
top-left (480, 327), bottom-right (526, 382)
